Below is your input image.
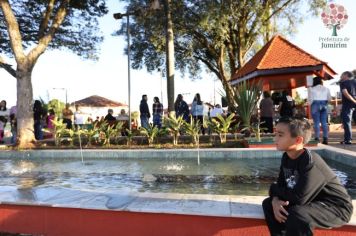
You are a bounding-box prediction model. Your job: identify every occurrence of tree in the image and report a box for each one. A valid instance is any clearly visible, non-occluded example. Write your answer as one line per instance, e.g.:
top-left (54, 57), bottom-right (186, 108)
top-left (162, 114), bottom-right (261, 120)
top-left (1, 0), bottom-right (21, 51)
top-left (321, 3), bottom-right (348, 36)
top-left (0, 0), bottom-right (108, 148)
top-left (117, 0), bottom-right (326, 112)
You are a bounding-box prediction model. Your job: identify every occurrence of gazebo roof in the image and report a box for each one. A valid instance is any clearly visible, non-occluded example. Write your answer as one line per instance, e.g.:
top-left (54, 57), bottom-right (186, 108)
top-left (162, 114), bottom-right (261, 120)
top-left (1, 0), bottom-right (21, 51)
top-left (72, 95), bottom-right (127, 107)
top-left (230, 35), bottom-right (336, 85)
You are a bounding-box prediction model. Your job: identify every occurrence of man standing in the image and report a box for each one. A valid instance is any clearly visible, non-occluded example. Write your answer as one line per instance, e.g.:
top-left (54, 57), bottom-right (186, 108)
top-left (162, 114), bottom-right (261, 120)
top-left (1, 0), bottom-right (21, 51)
top-left (62, 103), bottom-right (73, 129)
top-left (339, 71), bottom-right (356, 144)
top-left (140, 95), bottom-right (150, 129)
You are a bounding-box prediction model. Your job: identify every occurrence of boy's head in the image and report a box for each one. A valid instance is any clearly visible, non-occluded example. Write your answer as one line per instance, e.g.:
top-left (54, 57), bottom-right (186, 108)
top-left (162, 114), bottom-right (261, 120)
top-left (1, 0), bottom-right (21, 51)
top-left (275, 117), bottom-right (312, 151)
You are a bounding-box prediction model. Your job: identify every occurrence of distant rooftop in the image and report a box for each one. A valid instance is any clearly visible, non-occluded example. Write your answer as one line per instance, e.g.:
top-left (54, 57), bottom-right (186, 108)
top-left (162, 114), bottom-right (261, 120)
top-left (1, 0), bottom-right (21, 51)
top-left (72, 95), bottom-right (127, 107)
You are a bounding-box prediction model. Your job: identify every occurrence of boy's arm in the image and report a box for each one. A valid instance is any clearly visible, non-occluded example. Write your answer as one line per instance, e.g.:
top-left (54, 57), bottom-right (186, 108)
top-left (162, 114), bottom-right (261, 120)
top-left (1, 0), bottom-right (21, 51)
top-left (270, 157), bottom-right (326, 205)
top-left (269, 164), bottom-right (286, 198)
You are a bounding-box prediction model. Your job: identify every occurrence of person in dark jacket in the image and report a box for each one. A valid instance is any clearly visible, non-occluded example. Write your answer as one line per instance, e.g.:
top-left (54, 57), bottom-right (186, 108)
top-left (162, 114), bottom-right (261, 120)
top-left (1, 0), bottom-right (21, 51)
top-left (278, 91), bottom-right (295, 118)
top-left (174, 94), bottom-right (189, 122)
top-left (339, 71), bottom-right (356, 144)
top-left (33, 100), bottom-right (44, 140)
top-left (139, 94), bottom-right (150, 129)
top-left (104, 108), bottom-right (116, 127)
top-left (262, 117), bottom-right (353, 236)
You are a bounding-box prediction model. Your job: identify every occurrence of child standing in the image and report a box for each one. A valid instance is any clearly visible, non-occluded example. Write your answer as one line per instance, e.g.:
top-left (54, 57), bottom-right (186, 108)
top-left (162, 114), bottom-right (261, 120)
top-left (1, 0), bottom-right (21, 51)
top-left (262, 117), bottom-right (353, 236)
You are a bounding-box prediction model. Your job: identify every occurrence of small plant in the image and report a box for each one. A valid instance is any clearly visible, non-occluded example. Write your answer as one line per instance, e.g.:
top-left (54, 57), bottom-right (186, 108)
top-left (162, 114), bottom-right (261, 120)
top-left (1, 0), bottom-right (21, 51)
top-left (140, 123), bottom-right (160, 146)
top-left (125, 129), bottom-right (134, 146)
top-left (84, 128), bottom-right (99, 147)
top-left (164, 112), bottom-right (185, 145)
top-left (210, 113), bottom-right (235, 144)
top-left (229, 122), bottom-right (241, 141)
top-left (51, 119), bottom-right (67, 146)
top-left (184, 116), bottom-right (201, 145)
top-left (249, 120), bottom-right (267, 142)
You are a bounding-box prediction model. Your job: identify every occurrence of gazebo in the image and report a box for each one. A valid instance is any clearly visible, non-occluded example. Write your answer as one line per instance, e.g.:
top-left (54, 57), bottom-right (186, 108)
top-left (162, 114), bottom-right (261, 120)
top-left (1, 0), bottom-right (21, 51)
top-left (230, 35), bottom-right (337, 97)
top-left (71, 95), bottom-right (128, 119)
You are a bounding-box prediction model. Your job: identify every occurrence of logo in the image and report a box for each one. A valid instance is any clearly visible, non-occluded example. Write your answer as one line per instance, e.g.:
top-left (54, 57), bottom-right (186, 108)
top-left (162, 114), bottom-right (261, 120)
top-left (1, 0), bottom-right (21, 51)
top-left (321, 3), bottom-right (348, 36)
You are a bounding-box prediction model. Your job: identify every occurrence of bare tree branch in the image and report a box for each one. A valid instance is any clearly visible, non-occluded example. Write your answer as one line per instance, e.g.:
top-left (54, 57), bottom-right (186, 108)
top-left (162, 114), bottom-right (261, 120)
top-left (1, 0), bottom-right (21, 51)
top-left (0, 56), bottom-right (16, 78)
top-left (38, 0), bottom-right (56, 39)
top-left (0, 0), bottom-right (25, 62)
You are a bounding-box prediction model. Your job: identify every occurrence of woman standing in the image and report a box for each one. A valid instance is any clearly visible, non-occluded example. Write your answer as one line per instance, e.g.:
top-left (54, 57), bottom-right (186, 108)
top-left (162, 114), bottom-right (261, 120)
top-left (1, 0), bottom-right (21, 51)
top-left (191, 93), bottom-right (205, 134)
top-left (152, 97), bottom-right (163, 128)
top-left (0, 100), bottom-right (9, 144)
top-left (308, 76), bottom-right (331, 144)
top-left (174, 94), bottom-right (189, 122)
top-left (33, 100), bottom-right (44, 140)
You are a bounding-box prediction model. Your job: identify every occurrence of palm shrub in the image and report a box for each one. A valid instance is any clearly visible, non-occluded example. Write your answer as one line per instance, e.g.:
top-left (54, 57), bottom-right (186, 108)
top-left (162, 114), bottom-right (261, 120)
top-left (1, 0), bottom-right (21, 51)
top-left (164, 113), bottom-right (185, 145)
top-left (233, 80), bottom-right (262, 133)
top-left (210, 113), bottom-right (235, 143)
top-left (62, 129), bottom-right (75, 146)
top-left (184, 116), bottom-right (201, 145)
top-left (140, 123), bottom-right (160, 146)
top-left (125, 129), bottom-right (134, 146)
top-left (51, 119), bottom-right (67, 146)
top-left (249, 119), bottom-right (267, 142)
top-left (99, 121), bottom-right (123, 147)
top-left (84, 128), bottom-right (99, 147)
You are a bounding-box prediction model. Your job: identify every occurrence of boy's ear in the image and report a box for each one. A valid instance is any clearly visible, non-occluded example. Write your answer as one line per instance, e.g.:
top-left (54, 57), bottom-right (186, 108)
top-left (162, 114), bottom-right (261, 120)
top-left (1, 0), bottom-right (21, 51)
top-left (295, 136), bottom-right (304, 145)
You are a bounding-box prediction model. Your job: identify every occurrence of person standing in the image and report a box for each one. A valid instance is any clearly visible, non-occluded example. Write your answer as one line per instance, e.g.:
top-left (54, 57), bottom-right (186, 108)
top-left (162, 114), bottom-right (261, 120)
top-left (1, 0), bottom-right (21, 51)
top-left (62, 103), bottom-right (73, 129)
top-left (339, 71), bottom-right (356, 144)
top-left (152, 97), bottom-right (163, 128)
top-left (74, 104), bottom-right (86, 130)
top-left (104, 108), bottom-right (116, 127)
top-left (191, 93), bottom-right (205, 134)
top-left (174, 94), bottom-right (189, 122)
top-left (278, 91), bottom-right (295, 118)
top-left (308, 76), bottom-right (331, 144)
top-left (33, 100), bottom-right (44, 140)
top-left (260, 91), bottom-right (274, 133)
top-left (0, 100), bottom-right (9, 144)
top-left (9, 105), bottom-right (17, 144)
top-left (139, 95), bottom-right (150, 129)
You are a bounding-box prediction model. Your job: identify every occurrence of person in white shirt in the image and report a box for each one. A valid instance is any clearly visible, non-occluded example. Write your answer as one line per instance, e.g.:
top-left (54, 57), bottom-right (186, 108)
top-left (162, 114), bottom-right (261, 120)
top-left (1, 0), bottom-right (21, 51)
top-left (74, 104), bottom-right (85, 130)
top-left (191, 93), bottom-right (205, 134)
top-left (308, 76), bottom-right (331, 144)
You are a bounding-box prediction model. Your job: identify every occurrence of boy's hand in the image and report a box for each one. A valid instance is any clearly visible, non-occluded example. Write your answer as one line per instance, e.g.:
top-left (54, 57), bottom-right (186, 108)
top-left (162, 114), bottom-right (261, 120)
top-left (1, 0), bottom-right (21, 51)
top-left (272, 197), bottom-right (289, 223)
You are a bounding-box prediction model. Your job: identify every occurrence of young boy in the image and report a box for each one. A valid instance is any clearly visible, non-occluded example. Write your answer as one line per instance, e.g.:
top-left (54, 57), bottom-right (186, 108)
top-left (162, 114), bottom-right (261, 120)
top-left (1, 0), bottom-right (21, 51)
top-left (262, 117), bottom-right (353, 236)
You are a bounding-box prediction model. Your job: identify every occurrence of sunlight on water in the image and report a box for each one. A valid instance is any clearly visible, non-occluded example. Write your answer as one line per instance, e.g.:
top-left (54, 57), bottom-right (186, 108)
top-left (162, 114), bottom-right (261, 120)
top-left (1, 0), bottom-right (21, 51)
top-left (162, 164), bottom-right (184, 172)
top-left (10, 161), bottom-right (35, 175)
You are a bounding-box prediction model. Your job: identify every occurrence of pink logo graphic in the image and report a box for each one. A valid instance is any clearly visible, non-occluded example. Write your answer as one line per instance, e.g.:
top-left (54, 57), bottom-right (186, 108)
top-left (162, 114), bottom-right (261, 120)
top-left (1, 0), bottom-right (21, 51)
top-left (321, 3), bottom-right (348, 36)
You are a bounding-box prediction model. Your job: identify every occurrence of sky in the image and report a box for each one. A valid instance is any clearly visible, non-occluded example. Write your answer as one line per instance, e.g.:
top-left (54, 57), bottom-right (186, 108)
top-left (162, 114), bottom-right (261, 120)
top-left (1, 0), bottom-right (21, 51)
top-left (1, 0), bottom-right (355, 113)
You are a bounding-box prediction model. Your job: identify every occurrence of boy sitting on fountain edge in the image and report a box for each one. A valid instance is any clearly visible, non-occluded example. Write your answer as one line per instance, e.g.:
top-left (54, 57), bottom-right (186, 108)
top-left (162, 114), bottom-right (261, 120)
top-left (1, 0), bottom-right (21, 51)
top-left (262, 116), bottom-right (353, 236)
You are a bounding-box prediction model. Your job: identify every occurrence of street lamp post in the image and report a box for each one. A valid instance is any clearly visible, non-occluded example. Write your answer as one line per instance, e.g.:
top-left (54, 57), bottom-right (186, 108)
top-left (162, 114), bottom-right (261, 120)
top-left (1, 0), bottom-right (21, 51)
top-left (113, 11), bottom-right (137, 131)
top-left (52, 87), bottom-right (67, 104)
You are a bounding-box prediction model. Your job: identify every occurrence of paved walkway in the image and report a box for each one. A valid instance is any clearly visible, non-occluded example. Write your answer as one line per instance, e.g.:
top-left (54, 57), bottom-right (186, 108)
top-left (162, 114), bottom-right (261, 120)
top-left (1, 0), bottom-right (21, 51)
top-left (327, 127), bottom-right (356, 153)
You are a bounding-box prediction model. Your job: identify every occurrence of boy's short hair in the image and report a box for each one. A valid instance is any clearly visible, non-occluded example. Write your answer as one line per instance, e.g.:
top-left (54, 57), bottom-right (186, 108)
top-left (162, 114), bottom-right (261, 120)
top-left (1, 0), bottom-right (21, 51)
top-left (276, 116), bottom-right (312, 144)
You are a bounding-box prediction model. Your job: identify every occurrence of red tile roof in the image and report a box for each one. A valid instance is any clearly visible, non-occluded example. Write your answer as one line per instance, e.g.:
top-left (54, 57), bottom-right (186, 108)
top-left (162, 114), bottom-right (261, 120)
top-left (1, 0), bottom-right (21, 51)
top-left (232, 35), bottom-right (334, 80)
top-left (73, 95), bottom-right (128, 107)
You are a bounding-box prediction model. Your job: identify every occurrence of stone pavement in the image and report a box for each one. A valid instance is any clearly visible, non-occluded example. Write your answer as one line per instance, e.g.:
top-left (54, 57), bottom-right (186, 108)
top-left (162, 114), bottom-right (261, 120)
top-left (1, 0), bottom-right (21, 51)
top-left (327, 126), bottom-right (356, 153)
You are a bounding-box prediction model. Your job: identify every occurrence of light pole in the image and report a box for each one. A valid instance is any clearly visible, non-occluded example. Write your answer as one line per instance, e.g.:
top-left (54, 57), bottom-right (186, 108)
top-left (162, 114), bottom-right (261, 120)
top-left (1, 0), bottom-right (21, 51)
top-left (52, 87), bottom-right (67, 104)
top-left (113, 11), bottom-right (138, 131)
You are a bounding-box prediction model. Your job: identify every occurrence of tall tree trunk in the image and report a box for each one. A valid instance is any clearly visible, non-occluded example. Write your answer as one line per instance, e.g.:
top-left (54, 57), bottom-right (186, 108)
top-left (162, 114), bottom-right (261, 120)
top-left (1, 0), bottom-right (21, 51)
top-left (220, 75), bottom-right (236, 112)
top-left (16, 64), bottom-right (35, 148)
top-left (217, 47), bottom-right (236, 112)
top-left (164, 0), bottom-right (175, 112)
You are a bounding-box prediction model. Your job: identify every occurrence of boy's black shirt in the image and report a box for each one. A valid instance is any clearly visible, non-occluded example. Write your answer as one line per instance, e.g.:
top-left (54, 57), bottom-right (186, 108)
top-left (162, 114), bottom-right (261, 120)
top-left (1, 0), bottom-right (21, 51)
top-left (269, 149), bottom-right (353, 222)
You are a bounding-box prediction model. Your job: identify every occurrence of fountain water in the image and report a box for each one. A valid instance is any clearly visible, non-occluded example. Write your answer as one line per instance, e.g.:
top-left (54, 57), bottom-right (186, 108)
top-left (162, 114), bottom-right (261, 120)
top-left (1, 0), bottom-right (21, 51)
top-left (77, 130), bottom-right (84, 164)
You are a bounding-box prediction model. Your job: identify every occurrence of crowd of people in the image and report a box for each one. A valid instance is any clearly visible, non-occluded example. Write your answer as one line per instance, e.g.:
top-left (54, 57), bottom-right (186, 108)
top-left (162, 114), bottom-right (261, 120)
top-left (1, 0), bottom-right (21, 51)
top-left (0, 70), bottom-right (355, 145)
top-left (139, 93), bottom-right (225, 135)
